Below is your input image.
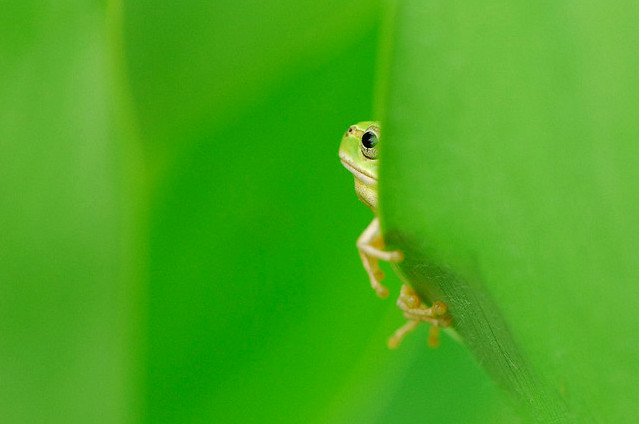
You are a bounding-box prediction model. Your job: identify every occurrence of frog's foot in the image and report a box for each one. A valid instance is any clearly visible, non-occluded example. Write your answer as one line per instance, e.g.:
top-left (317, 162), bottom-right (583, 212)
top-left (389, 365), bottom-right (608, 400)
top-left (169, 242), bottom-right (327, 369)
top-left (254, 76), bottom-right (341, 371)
top-left (388, 284), bottom-right (451, 349)
top-left (357, 218), bottom-right (404, 299)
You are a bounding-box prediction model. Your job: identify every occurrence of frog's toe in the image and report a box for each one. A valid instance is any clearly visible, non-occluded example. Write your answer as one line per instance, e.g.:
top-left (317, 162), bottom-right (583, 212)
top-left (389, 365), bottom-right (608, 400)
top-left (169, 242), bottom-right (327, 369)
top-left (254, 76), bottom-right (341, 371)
top-left (375, 285), bottom-right (389, 299)
top-left (432, 301), bottom-right (448, 316)
top-left (427, 325), bottom-right (441, 348)
top-left (388, 250), bottom-right (404, 262)
top-left (387, 319), bottom-right (419, 349)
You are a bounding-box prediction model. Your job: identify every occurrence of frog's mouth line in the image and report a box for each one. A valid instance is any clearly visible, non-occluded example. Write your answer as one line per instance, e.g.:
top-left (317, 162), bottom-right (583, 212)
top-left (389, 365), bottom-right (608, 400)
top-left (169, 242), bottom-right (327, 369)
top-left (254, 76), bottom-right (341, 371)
top-left (339, 153), bottom-right (377, 186)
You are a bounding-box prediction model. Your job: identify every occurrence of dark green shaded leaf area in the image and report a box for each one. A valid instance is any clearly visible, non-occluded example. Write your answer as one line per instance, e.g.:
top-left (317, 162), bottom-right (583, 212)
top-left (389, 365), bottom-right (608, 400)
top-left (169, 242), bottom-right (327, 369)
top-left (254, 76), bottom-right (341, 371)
top-left (379, 1), bottom-right (638, 423)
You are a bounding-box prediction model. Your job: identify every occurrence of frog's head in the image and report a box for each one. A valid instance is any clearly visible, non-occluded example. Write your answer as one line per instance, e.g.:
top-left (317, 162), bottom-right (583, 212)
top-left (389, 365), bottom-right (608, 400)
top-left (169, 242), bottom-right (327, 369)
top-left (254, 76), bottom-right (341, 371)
top-left (339, 121), bottom-right (380, 210)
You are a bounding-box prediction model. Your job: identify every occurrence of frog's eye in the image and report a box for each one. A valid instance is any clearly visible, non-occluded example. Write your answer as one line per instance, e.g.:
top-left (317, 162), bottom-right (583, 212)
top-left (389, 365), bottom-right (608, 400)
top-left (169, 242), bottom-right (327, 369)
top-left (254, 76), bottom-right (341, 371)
top-left (360, 128), bottom-right (379, 159)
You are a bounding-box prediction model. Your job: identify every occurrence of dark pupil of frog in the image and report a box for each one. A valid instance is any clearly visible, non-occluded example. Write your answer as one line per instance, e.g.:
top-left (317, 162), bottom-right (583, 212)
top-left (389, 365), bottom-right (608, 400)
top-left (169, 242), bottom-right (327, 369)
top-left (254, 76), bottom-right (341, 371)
top-left (361, 131), bottom-right (377, 149)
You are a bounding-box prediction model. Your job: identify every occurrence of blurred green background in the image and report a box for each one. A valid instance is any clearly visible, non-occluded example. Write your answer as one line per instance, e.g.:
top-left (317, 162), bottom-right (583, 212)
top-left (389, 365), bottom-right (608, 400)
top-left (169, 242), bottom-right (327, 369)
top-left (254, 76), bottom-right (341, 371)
top-left (0, 1), bottom-right (636, 423)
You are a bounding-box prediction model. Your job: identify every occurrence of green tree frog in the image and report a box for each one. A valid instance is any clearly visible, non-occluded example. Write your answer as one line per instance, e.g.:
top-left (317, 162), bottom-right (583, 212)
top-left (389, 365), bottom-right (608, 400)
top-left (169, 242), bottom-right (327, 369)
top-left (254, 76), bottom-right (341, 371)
top-left (339, 121), bottom-right (451, 348)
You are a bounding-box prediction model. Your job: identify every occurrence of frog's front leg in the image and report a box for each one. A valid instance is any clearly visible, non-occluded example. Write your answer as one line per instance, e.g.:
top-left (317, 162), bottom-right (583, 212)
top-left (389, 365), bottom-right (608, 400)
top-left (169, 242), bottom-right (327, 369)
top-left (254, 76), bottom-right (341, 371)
top-left (357, 218), bottom-right (404, 299)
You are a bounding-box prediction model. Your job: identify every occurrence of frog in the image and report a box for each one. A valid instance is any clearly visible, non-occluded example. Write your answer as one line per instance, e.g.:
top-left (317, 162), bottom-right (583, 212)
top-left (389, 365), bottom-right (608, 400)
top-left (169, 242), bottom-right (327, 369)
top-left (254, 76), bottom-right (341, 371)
top-left (338, 121), bottom-right (452, 348)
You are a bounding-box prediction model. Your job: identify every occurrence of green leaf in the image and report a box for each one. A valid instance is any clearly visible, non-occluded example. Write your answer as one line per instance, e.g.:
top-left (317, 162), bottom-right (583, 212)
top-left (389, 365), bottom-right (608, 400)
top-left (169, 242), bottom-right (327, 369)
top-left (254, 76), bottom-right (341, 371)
top-left (3, 1), bottom-right (634, 423)
top-left (0, 3), bottom-right (143, 423)
top-left (123, 0), bottom-right (382, 172)
top-left (379, 1), bottom-right (637, 422)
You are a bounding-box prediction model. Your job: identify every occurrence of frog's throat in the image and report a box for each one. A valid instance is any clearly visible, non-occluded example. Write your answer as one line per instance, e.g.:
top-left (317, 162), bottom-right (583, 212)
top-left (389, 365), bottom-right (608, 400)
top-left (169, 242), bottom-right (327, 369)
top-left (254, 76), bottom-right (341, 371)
top-left (339, 156), bottom-right (377, 186)
top-left (355, 178), bottom-right (378, 210)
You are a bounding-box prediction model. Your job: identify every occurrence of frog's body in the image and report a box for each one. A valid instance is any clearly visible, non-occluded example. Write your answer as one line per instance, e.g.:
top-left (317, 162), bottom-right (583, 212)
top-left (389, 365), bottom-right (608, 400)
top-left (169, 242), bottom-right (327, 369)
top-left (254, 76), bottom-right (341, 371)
top-left (339, 121), bottom-right (451, 348)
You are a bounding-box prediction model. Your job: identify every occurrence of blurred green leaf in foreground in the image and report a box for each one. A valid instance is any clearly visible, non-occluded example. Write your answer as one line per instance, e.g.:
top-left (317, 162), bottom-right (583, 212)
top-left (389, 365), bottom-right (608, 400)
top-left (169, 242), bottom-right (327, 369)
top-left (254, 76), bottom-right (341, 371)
top-left (379, 1), bottom-right (637, 422)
